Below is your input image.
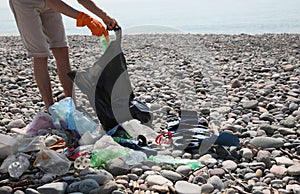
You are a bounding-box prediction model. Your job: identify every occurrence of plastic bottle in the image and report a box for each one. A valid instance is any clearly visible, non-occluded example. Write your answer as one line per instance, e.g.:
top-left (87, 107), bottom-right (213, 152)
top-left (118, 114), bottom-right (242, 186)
top-left (73, 110), bottom-right (99, 135)
top-left (8, 154), bottom-right (30, 178)
top-left (100, 34), bottom-right (110, 52)
top-left (148, 155), bottom-right (201, 170)
top-left (121, 119), bottom-right (158, 142)
top-left (90, 149), bottom-right (128, 168)
top-left (121, 150), bottom-right (147, 165)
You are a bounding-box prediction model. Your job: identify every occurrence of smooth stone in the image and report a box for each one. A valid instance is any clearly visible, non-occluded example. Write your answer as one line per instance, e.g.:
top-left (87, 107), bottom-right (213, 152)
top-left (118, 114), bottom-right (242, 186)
top-left (259, 124), bottom-right (276, 135)
top-left (201, 183), bottom-right (214, 194)
top-left (286, 184), bottom-right (300, 193)
top-left (280, 117), bottom-right (296, 128)
top-left (13, 191), bottom-right (25, 194)
top-left (90, 180), bottom-right (118, 194)
top-left (151, 185), bottom-right (169, 193)
top-left (107, 158), bottom-right (130, 176)
top-left (256, 169), bottom-right (263, 178)
top-left (127, 173), bottom-right (139, 181)
top-left (175, 181), bottom-right (202, 194)
top-left (161, 169), bottom-right (182, 181)
top-left (275, 156), bottom-right (294, 167)
top-left (224, 188), bottom-right (237, 194)
top-left (25, 188), bottom-right (40, 194)
top-left (244, 172), bottom-right (257, 180)
top-left (241, 148), bottom-right (253, 159)
top-left (209, 168), bottom-right (225, 176)
top-left (131, 168), bottom-right (143, 176)
top-left (115, 179), bottom-right (129, 187)
top-left (287, 164), bottom-right (300, 176)
top-left (259, 112), bottom-right (275, 122)
top-left (257, 150), bottom-right (271, 161)
top-left (231, 79), bottom-right (242, 88)
top-left (207, 175), bottom-right (225, 191)
top-left (111, 191), bottom-right (126, 194)
top-left (146, 175), bottom-right (173, 186)
top-left (250, 137), bottom-right (284, 148)
top-left (37, 182), bottom-right (68, 194)
top-left (176, 165), bottom-right (192, 176)
top-left (203, 158), bottom-right (218, 167)
top-left (84, 174), bottom-right (113, 185)
top-left (278, 127), bottom-right (296, 135)
top-left (270, 165), bottom-right (287, 178)
top-left (221, 161), bottom-right (237, 171)
top-left (7, 119), bottom-right (26, 129)
top-left (243, 100), bottom-right (259, 109)
top-left (68, 179), bottom-right (100, 194)
top-left (0, 186), bottom-right (13, 194)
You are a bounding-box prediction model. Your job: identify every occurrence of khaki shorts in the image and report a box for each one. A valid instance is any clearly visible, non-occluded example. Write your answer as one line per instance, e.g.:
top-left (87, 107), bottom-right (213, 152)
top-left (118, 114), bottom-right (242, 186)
top-left (9, 0), bottom-right (68, 57)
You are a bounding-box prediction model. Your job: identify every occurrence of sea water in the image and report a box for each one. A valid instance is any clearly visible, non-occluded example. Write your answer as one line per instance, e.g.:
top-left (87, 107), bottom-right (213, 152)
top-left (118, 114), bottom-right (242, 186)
top-left (1, 0), bottom-right (300, 35)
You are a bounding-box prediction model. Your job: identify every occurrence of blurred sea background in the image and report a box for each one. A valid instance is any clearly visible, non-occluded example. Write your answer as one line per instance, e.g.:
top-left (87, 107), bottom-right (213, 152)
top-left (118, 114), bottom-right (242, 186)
top-left (1, 0), bottom-right (300, 35)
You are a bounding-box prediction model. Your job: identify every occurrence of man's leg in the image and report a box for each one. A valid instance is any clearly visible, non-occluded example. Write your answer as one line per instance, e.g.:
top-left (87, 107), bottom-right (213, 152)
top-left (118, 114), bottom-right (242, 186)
top-left (51, 47), bottom-right (74, 98)
top-left (33, 57), bottom-right (54, 111)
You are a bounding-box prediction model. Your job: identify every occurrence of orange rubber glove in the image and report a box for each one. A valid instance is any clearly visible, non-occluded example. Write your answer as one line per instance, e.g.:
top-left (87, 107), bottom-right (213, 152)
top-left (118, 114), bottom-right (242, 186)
top-left (76, 12), bottom-right (109, 38)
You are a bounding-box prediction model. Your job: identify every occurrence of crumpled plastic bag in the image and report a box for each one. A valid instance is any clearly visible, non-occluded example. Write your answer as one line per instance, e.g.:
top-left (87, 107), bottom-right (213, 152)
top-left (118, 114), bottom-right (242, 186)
top-left (34, 148), bottom-right (71, 175)
top-left (25, 112), bottom-right (55, 135)
top-left (48, 97), bottom-right (76, 130)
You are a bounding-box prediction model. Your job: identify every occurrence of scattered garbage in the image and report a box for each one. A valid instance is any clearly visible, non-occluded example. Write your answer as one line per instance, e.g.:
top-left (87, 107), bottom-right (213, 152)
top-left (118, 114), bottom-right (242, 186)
top-left (149, 155), bottom-right (201, 170)
top-left (164, 110), bottom-right (240, 153)
top-left (0, 134), bottom-right (18, 159)
top-left (34, 148), bottom-right (71, 175)
top-left (49, 97), bottom-right (100, 137)
top-left (73, 110), bottom-right (100, 135)
top-left (17, 135), bottom-right (45, 153)
top-left (48, 97), bottom-right (76, 130)
top-left (8, 153), bottom-right (31, 178)
top-left (120, 119), bottom-right (158, 142)
top-left (15, 112), bottom-right (55, 136)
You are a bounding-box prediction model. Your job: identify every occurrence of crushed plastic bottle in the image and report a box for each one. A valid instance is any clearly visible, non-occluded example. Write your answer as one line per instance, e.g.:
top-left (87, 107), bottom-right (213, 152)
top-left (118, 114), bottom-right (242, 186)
top-left (79, 129), bottom-right (105, 146)
top-left (8, 153), bottom-right (30, 178)
top-left (73, 110), bottom-right (99, 135)
top-left (100, 34), bottom-right (110, 52)
top-left (121, 119), bottom-right (158, 142)
top-left (90, 149), bottom-right (128, 168)
top-left (121, 150), bottom-right (147, 165)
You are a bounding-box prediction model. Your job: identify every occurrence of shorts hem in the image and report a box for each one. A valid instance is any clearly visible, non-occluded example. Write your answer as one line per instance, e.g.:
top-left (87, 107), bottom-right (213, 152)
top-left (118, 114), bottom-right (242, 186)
top-left (49, 41), bottom-right (69, 49)
top-left (28, 51), bottom-right (51, 58)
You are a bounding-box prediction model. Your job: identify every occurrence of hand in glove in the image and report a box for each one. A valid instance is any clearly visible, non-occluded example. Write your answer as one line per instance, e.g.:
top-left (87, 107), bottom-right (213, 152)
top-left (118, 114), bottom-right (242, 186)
top-left (76, 12), bottom-right (108, 38)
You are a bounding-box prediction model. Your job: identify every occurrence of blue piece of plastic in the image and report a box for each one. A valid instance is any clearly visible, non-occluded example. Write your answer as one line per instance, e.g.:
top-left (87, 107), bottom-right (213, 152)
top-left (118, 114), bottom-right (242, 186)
top-left (48, 97), bottom-right (76, 130)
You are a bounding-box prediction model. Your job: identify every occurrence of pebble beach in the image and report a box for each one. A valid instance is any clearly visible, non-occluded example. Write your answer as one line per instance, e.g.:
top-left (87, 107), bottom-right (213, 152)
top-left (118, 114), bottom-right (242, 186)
top-left (0, 33), bottom-right (300, 194)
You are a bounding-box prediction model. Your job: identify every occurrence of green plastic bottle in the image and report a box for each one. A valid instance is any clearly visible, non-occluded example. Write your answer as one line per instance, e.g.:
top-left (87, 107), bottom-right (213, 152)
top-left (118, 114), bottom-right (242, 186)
top-left (148, 155), bottom-right (201, 170)
top-left (100, 34), bottom-right (110, 52)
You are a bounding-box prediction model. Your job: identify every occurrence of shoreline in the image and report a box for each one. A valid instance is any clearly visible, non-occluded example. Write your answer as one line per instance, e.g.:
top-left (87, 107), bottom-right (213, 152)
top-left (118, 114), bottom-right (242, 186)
top-left (0, 33), bottom-right (299, 193)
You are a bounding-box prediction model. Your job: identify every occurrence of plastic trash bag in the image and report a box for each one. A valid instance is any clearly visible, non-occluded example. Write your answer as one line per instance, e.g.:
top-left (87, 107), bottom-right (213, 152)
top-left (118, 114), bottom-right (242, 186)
top-left (68, 28), bottom-right (152, 131)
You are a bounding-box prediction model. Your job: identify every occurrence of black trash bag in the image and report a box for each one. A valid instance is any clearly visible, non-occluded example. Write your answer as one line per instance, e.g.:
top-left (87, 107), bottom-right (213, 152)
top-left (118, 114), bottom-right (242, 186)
top-left (68, 28), bottom-right (152, 131)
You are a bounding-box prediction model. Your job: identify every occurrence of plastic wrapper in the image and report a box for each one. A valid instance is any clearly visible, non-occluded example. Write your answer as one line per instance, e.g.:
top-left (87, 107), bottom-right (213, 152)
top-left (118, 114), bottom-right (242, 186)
top-left (34, 148), bottom-right (71, 175)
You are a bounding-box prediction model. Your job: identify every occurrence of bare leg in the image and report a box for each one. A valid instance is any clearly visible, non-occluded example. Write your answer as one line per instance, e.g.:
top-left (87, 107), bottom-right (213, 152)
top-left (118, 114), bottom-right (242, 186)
top-left (33, 57), bottom-right (54, 111)
top-left (51, 47), bottom-right (74, 99)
